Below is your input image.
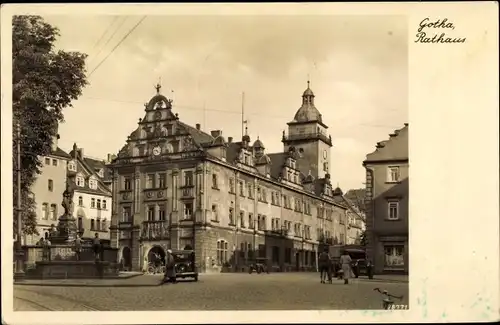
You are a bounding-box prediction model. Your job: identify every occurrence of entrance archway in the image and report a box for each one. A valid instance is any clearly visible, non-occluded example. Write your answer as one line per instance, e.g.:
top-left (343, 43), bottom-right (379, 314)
top-left (122, 246), bottom-right (132, 270)
top-left (147, 246), bottom-right (166, 266)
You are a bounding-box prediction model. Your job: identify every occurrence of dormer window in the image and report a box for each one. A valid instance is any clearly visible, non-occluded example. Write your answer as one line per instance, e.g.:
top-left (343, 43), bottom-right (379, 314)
top-left (98, 169), bottom-right (104, 178)
top-left (68, 161), bottom-right (77, 172)
top-left (76, 175), bottom-right (85, 187)
top-left (89, 177), bottom-right (98, 190)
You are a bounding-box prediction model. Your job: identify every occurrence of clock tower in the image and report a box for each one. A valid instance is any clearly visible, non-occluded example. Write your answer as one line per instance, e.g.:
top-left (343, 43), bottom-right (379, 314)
top-left (282, 81), bottom-right (333, 180)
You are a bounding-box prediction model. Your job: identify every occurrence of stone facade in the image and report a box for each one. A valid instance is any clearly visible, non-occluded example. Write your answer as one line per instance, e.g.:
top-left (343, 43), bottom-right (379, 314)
top-left (363, 124), bottom-right (409, 274)
top-left (25, 133), bottom-right (72, 245)
top-left (109, 83), bottom-right (359, 272)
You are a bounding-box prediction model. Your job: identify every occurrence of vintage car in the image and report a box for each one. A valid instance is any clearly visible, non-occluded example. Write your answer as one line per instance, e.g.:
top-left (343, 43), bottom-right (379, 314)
top-left (248, 257), bottom-right (270, 274)
top-left (171, 250), bottom-right (198, 281)
top-left (334, 248), bottom-right (373, 279)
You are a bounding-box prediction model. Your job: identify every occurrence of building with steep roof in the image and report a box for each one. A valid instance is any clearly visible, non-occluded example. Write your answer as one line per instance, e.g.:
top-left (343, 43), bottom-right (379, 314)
top-left (363, 123), bottom-right (409, 274)
top-left (68, 144), bottom-right (112, 242)
top-left (25, 132), bottom-right (73, 245)
top-left (108, 82), bottom-right (356, 273)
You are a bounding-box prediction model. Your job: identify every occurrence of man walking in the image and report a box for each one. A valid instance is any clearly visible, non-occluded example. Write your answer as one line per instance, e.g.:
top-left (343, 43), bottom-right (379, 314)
top-left (318, 248), bottom-right (331, 284)
top-left (162, 249), bottom-right (177, 284)
top-left (92, 233), bottom-right (101, 261)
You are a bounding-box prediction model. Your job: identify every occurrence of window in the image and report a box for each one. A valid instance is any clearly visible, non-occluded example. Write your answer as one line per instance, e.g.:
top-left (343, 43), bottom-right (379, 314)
top-left (248, 213), bottom-right (254, 229)
top-left (384, 245), bottom-right (405, 268)
top-left (97, 199), bottom-right (101, 210)
top-left (158, 173), bottom-right (167, 188)
top-left (68, 161), bottom-right (77, 171)
top-left (91, 219), bottom-right (95, 230)
top-left (184, 171), bottom-right (193, 187)
top-left (247, 183), bottom-right (253, 198)
top-left (240, 211), bottom-right (245, 228)
top-left (76, 176), bottom-right (85, 187)
top-left (52, 159), bottom-right (58, 166)
top-left (98, 169), bottom-right (104, 178)
top-left (212, 174), bottom-right (218, 189)
top-left (102, 219), bottom-right (107, 231)
top-left (387, 200), bottom-right (400, 220)
top-left (158, 205), bottom-right (166, 221)
top-left (211, 204), bottom-right (219, 221)
top-left (257, 187), bottom-right (262, 201)
top-left (78, 217), bottom-right (83, 230)
top-left (102, 200), bottom-right (107, 210)
top-left (147, 206), bottom-right (155, 221)
top-left (272, 246), bottom-right (279, 264)
top-left (229, 208), bottom-right (235, 225)
top-left (229, 178), bottom-right (235, 193)
top-left (124, 177), bottom-right (132, 190)
top-left (48, 179), bottom-right (53, 192)
top-left (217, 240), bottom-right (228, 265)
top-left (89, 179), bottom-right (97, 189)
top-left (97, 219), bottom-right (101, 230)
top-left (239, 181), bottom-right (244, 196)
top-left (41, 203), bottom-right (48, 220)
top-left (262, 189), bottom-right (267, 202)
top-left (122, 206), bottom-right (132, 222)
top-left (388, 166), bottom-right (400, 182)
top-left (50, 204), bottom-right (57, 220)
top-left (91, 198), bottom-right (96, 208)
top-left (184, 203), bottom-right (193, 219)
top-left (44, 157), bottom-right (50, 165)
top-left (285, 248), bottom-right (292, 263)
top-left (146, 174), bottom-right (155, 189)
top-left (78, 196), bottom-right (83, 206)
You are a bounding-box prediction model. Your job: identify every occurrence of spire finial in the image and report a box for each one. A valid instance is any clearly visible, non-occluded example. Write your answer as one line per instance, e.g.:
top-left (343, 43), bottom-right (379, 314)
top-left (307, 74), bottom-right (310, 88)
top-left (155, 77), bottom-right (162, 94)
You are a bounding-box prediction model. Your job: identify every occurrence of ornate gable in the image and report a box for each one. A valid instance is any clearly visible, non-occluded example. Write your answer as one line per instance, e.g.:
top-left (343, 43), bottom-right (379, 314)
top-left (113, 84), bottom-right (208, 165)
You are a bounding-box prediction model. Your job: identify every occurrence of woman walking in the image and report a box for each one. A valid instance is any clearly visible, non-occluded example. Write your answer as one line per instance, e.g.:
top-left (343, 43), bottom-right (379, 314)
top-left (339, 250), bottom-right (352, 284)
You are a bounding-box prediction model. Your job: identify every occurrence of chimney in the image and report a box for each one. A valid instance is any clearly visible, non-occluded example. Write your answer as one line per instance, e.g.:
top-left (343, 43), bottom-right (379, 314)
top-left (228, 137), bottom-right (233, 143)
top-left (51, 134), bottom-right (60, 152)
top-left (195, 123), bottom-right (201, 130)
top-left (210, 130), bottom-right (222, 138)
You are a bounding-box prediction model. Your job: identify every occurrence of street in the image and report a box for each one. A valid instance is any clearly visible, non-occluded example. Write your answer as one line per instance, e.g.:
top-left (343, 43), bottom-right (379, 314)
top-left (14, 273), bottom-right (408, 311)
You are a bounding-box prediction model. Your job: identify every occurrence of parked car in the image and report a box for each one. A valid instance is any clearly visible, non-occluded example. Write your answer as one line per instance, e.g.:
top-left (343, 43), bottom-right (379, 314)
top-left (248, 257), bottom-right (270, 274)
top-left (171, 250), bottom-right (198, 281)
top-left (333, 248), bottom-right (373, 279)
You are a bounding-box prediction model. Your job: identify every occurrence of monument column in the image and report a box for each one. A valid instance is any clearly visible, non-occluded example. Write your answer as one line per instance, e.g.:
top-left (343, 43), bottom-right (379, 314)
top-left (170, 168), bottom-right (180, 250)
top-left (131, 167), bottom-right (142, 271)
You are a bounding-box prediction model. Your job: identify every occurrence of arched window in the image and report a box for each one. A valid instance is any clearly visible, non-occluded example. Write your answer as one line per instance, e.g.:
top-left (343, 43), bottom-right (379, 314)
top-left (78, 196), bottom-right (83, 206)
top-left (217, 240), bottom-right (228, 265)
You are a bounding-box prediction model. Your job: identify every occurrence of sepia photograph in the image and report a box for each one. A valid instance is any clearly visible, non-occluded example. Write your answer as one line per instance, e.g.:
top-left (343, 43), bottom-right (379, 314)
top-left (1, 2), bottom-right (498, 324)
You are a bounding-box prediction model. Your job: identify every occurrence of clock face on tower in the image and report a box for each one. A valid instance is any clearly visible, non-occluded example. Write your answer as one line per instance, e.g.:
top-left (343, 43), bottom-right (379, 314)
top-left (152, 146), bottom-right (161, 156)
top-left (323, 150), bottom-right (328, 159)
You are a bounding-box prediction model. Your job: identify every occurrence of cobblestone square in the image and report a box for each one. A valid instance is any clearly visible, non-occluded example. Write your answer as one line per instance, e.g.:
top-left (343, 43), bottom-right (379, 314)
top-left (14, 273), bottom-right (409, 311)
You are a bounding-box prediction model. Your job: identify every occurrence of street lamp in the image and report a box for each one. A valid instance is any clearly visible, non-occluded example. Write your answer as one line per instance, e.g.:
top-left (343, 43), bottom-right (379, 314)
top-left (14, 121), bottom-right (25, 281)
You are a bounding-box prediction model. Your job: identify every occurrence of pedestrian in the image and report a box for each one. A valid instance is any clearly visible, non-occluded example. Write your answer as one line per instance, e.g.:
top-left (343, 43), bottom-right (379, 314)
top-left (92, 233), bottom-right (101, 260)
top-left (318, 248), bottom-right (330, 284)
top-left (42, 237), bottom-right (51, 261)
top-left (162, 249), bottom-right (177, 284)
top-left (36, 237), bottom-right (45, 246)
top-left (340, 250), bottom-right (352, 284)
top-left (327, 257), bottom-right (333, 284)
top-left (74, 235), bottom-right (82, 261)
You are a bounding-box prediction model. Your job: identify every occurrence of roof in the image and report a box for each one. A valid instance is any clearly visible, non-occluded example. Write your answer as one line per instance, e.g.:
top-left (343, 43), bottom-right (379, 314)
top-left (364, 123), bottom-right (408, 164)
top-left (267, 152), bottom-right (287, 179)
top-left (50, 147), bottom-right (72, 160)
top-left (178, 121), bottom-right (214, 147)
top-left (226, 142), bottom-right (243, 163)
top-left (253, 138), bottom-right (265, 149)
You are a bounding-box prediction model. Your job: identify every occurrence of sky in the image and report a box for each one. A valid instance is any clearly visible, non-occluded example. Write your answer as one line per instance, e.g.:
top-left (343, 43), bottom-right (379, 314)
top-left (42, 14), bottom-right (408, 191)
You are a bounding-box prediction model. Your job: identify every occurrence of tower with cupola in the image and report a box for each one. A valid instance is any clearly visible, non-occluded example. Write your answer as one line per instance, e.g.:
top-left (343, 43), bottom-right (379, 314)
top-left (282, 81), bottom-right (333, 180)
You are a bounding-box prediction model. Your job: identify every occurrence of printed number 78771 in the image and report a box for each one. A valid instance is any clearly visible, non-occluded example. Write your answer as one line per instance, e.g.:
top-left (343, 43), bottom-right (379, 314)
top-left (389, 304), bottom-right (409, 310)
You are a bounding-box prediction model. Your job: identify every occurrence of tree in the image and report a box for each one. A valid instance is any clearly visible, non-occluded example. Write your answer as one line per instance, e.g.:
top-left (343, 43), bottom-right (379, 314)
top-left (360, 230), bottom-right (367, 247)
top-left (13, 15), bottom-right (88, 235)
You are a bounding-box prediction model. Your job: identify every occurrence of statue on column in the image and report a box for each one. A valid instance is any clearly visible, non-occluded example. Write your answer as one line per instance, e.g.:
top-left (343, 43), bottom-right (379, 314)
top-left (62, 181), bottom-right (75, 216)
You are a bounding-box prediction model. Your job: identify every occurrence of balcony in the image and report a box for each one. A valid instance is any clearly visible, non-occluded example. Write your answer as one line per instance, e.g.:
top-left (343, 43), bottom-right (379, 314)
top-left (282, 132), bottom-right (332, 146)
top-left (141, 221), bottom-right (169, 240)
top-left (264, 227), bottom-right (289, 237)
top-left (180, 186), bottom-right (194, 199)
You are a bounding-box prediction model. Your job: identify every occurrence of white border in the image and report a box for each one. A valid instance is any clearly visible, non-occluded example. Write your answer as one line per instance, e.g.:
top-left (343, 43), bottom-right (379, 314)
top-left (1, 2), bottom-right (499, 324)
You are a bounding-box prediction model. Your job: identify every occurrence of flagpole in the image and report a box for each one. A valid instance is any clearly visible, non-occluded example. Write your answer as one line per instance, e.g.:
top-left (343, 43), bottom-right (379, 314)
top-left (241, 92), bottom-right (245, 139)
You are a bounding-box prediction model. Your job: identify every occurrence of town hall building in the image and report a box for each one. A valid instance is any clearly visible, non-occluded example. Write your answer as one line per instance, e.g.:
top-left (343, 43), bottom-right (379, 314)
top-left (108, 82), bottom-right (355, 273)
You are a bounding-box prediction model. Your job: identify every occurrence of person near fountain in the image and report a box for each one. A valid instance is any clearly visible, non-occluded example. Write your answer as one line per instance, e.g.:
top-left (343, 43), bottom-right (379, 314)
top-left (74, 235), bottom-right (82, 261)
top-left (42, 236), bottom-right (51, 261)
top-left (92, 233), bottom-right (101, 260)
